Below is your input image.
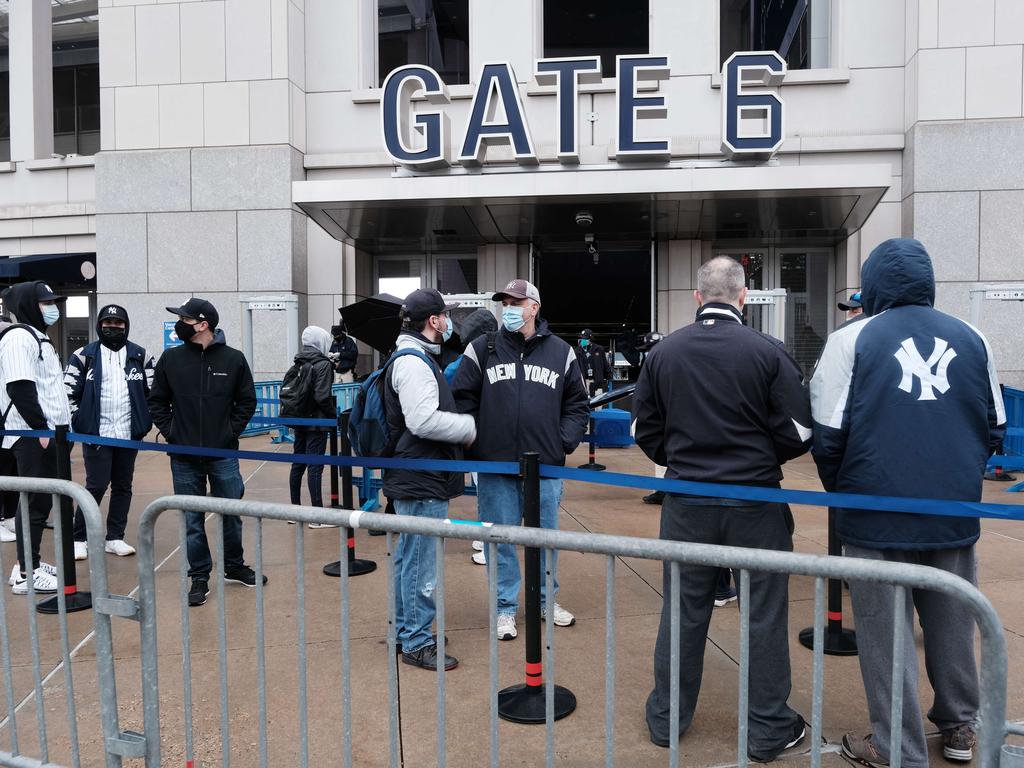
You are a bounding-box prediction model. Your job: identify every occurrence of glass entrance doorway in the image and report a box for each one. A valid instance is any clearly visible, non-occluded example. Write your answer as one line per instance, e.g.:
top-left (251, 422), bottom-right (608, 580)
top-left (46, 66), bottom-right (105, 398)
top-left (712, 247), bottom-right (833, 378)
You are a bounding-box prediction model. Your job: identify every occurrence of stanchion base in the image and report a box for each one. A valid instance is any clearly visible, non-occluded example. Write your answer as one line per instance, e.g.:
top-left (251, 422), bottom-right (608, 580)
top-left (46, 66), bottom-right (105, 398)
top-left (497, 684), bottom-right (576, 724)
top-left (36, 591), bottom-right (92, 614)
top-left (576, 462), bottom-right (606, 471)
top-left (323, 559), bottom-right (378, 577)
top-left (798, 626), bottom-right (858, 656)
top-left (985, 470), bottom-right (1017, 482)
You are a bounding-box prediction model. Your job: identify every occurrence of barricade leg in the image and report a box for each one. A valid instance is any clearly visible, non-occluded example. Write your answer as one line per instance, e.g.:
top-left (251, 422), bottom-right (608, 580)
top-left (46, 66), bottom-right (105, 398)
top-left (37, 425), bottom-right (92, 614)
top-left (577, 417), bottom-right (606, 472)
top-left (798, 508), bottom-right (856, 655)
top-left (324, 410), bottom-right (377, 578)
top-left (498, 452), bottom-right (576, 723)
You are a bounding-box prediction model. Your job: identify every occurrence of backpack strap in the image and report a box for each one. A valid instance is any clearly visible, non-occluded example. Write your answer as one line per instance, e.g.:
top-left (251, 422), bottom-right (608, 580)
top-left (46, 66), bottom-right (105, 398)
top-left (0, 324), bottom-right (48, 360)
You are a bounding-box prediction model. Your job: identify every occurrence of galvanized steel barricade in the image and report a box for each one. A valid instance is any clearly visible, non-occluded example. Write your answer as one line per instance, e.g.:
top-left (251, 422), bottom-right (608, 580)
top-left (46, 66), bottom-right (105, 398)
top-left (0, 477), bottom-right (139, 768)
top-left (134, 480), bottom-right (1014, 768)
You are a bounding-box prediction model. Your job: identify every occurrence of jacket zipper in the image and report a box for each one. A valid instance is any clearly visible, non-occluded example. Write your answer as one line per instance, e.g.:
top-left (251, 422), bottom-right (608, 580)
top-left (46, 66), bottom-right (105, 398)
top-left (199, 347), bottom-right (205, 447)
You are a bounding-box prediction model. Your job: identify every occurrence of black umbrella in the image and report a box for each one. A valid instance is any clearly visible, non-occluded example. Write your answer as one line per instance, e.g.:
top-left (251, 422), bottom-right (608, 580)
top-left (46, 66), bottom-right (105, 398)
top-left (338, 293), bottom-right (405, 353)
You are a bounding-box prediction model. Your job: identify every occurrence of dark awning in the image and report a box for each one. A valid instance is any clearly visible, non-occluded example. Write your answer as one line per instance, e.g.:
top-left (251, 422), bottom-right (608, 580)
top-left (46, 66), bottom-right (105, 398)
top-left (0, 253), bottom-right (97, 284)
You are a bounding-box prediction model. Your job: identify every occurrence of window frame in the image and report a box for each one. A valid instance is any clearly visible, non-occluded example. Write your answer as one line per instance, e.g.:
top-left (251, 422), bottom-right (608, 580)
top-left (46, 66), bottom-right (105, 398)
top-left (715, 0), bottom-right (843, 74)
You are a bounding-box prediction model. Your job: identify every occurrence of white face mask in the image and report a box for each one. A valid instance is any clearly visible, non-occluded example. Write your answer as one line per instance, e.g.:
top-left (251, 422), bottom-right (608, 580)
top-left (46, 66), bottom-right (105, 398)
top-left (41, 305), bottom-right (60, 327)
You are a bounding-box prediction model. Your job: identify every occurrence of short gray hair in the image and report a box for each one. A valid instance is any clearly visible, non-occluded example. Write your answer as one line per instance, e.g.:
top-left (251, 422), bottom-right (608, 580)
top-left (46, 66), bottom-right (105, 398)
top-left (697, 257), bottom-right (746, 303)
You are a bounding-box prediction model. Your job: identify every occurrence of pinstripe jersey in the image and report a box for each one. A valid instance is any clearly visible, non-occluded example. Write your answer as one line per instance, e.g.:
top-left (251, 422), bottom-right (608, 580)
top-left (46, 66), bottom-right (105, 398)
top-left (0, 326), bottom-right (72, 449)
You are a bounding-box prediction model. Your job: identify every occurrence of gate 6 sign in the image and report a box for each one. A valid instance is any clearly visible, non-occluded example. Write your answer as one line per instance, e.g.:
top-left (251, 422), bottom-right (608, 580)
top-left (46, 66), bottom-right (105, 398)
top-left (381, 52), bottom-right (786, 170)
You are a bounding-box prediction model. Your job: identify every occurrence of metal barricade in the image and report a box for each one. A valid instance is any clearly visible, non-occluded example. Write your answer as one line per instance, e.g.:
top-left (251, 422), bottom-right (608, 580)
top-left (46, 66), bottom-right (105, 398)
top-left (133, 470), bottom-right (1012, 768)
top-left (0, 477), bottom-right (138, 768)
top-left (245, 381), bottom-right (284, 439)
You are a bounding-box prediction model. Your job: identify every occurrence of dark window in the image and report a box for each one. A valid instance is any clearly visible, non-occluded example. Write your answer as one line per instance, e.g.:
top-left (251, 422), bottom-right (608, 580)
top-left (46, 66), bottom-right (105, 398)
top-left (53, 62), bottom-right (99, 156)
top-left (378, 0), bottom-right (469, 86)
top-left (0, 69), bottom-right (9, 163)
top-left (544, 0), bottom-right (649, 79)
top-left (720, 0), bottom-right (828, 71)
top-left (435, 257), bottom-right (477, 294)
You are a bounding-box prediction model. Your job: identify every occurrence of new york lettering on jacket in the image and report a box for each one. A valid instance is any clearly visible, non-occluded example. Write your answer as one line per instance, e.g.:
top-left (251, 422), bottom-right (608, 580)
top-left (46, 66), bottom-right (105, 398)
top-left (452, 320), bottom-right (589, 466)
top-left (65, 340), bottom-right (155, 439)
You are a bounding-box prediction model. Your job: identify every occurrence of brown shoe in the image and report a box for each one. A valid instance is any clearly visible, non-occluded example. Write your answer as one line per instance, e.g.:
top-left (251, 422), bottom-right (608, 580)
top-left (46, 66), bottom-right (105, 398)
top-left (841, 733), bottom-right (889, 768)
top-left (941, 725), bottom-right (976, 762)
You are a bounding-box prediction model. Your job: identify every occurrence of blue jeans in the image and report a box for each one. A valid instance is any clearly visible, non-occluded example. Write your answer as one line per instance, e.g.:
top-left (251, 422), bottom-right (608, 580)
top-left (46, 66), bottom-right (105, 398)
top-left (393, 498), bottom-right (449, 654)
top-left (476, 475), bottom-right (563, 616)
top-left (170, 457), bottom-right (246, 579)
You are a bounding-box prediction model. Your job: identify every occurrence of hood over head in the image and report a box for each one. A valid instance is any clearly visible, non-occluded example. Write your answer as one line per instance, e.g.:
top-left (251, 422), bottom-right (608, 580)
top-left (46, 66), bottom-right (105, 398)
top-left (4, 281), bottom-right (47, 332)
top-left (861, 238), bottom-right (935, 315)
top-left (459, 308), bottom-right (498, 348)
top-left (301, 325), bottom-right (332, 356)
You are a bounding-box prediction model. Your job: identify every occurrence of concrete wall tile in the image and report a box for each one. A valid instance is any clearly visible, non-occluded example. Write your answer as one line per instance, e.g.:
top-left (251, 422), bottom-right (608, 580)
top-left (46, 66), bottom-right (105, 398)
top-left (96, 213), bottom-right (149, 292)
top-left (237, 209), bottom-right (294, 291)
top-left (68, 167), bottom-right (96, 203)
top-left (203, 82), bottom-right (250, 147)
top-left (980, 190), bottom-right (1024, 280)
top-left (148, 211), bottom-right (238, 292)
top-left (159, 84), bottom-right (205, 148)
top-left (917, 47), bottom-right (965, 120)
top-left (965, 45), bottom-right (1023, 119)
top-left (912, 191), bottom-right (978, 281)
top-left (305, 0), bottom-right (367, 92)
top-left (99, 7), bottom-right (136, 88)
top-left (995, 0), bottom-right (1024, 44)
top-left (136, 4), bottom-right (180, 85)
top-left (226, 0), bottom-right (272, 81)
top-left (271, 0), bottom-right (289, 79)
top-left (191, 145), bottom-right (294, 210)
top-left (846, 0), bottom-right (905, 69)
top-left (181, 1), bottom-right (226, 83)
top-left (912, 121), bottom-right (1024, 191)
top-left (95, 149), bottom-right (191, 214)
top-left (288, 1), bottom-right (305, 89)
top-left (249, 80), bottom-right (290, 145)
top-left (938, 0), bottom-right (994, 47)
top-left (114, 86), bottom-right (160, 150)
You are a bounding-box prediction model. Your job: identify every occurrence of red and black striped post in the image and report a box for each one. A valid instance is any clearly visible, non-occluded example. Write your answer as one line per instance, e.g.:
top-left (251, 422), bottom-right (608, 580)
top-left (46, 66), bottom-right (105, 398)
top-left (37, 425), bottom-right (92, 614)
top-left (498, 452), bottom-right (576, 723)
top-left (798, 508), bottom-right (857, 655)
top-left (324, 407), bottom-right (376, 578)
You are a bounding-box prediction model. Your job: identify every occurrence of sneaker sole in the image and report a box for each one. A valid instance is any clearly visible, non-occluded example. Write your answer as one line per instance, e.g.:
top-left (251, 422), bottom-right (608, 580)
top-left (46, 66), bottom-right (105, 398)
top-left (541, 615), bottom-right (576, 627)
top-left (497, 632), bottom-right (517, 641)
top-left (188, 596), bottom-right (207, 607)
top-left (11, 584), bottom-right (58, 595)
top-left (943, 746), bottom-right (973, 762)
top-left (223, 576), bottom-right (258, 587)
top-left (400, 655), bottom-right (458, 671)
top-left (841, 739), bottom-right (886, 768)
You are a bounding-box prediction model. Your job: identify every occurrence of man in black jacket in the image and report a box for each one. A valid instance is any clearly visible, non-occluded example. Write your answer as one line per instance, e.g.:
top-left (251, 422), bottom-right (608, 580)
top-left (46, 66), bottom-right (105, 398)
top-left (634, 256), bottom-right (811, 759)
top-left (148, 298), bottom-right (260, 607)
top-left (453, 279), bottom-right (589, 641)
top-left (329, 323), bottom-right (359, 382)
top-left (575, 328), bottom-right (611, 396)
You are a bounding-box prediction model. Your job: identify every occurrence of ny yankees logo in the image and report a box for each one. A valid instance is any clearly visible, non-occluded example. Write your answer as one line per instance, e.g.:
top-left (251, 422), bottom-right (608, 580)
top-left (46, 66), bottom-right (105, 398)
top-left (506, 280), bottom-right (517, 290)
top-left (893, 337), bottom-right (957, 401)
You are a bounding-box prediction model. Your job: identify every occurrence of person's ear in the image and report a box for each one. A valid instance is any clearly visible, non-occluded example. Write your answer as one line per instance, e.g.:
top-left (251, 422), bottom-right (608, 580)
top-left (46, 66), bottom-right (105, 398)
top-left (694, 290), bottom-right (702, 307)
top-left (737, 286), bottom-right (748, 310)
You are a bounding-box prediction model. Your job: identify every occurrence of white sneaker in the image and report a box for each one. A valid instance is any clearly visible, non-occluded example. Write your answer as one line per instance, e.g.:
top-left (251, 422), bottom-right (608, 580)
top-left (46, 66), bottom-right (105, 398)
top-left (471, 540), bottom-right (484, 551)
top-left (0, 525), bottom-right (14, 543)
top-left (471, 550), bottom-right (486, 565)
top-left (0, 518), bottom-right (14, 533)
top-left (543, 603), bottom-right (576, 627)
top-left (104, 539), bottom-right (135, 557)
top-left (74, 541), bottom-right (88, 560)
top-left (308, 522), bottom-right (340, 529)
top-left (496, 613), bottom-right (517, 641)
top-left (9, 562), bottom-right (55, 585)
top-left (10, 567), bottom-right (58, 595)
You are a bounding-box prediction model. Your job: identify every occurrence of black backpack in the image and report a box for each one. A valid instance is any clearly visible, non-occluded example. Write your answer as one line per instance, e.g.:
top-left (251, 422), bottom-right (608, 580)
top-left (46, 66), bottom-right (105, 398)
top-left (279, 360), bottom-right (316, 418)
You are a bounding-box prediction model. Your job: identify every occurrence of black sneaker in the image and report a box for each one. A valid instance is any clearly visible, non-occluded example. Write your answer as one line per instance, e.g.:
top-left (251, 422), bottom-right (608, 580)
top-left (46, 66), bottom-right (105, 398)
top-left (749, 720), bottom-right (806, 763)
top-left (643, 491), bottom-right (665, 505)
top-left (401, 643), bottom-right (458, 671)
top-left (941, 724), bottom-right (976, 762)
top-left (396, 634), bottom-right (448, 655)
top-left (188, 578), bottom-right (209, 607)
top-left (223, 565), bottom-right (268, 587)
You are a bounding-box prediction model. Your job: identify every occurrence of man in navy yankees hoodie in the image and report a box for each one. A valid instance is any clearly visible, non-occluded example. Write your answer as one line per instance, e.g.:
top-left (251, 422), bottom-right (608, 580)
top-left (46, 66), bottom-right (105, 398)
top-left (452, 279), bottom-right (589, 642)
top-left (811, 238), bottom-right (1005, 768)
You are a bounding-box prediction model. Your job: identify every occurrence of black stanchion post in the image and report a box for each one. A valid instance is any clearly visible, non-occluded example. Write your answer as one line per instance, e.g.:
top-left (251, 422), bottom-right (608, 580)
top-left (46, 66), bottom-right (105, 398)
top-left (498, 452), bottom-right (576, 723)
top-left (324, 409), bottom-right (377, 578)
top-left (798, 508), bottom-right (856, 656)
top-left (37, 425), bottom-right (92, 614)
top-left (576, 416), bottom-right (605, 472)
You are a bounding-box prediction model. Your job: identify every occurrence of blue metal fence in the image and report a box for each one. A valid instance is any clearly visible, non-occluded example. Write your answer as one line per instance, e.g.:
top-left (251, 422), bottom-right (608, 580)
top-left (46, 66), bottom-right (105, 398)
top-left (1000, 387), bottom-right (1024, 456)
top-left (244, 381), bottom-right (362, 442)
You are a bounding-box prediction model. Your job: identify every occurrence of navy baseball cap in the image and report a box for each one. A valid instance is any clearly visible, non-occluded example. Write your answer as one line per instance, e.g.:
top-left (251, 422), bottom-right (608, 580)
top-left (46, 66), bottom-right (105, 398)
top-left (166, 297), bottom-right (219, 328)
top-left (35, 282), bottom-right (67, 302)
top-left (837, 292), bottom-right (862, 312)
top-left (402, 288), bottom-right (459, 322)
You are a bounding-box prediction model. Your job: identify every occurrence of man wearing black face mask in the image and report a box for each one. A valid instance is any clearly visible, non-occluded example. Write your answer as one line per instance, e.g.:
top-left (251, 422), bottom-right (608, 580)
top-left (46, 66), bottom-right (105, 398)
top-left (65, 304), bottom-right (155, 560)
top-left (329, 323), bottom-right (359, 383)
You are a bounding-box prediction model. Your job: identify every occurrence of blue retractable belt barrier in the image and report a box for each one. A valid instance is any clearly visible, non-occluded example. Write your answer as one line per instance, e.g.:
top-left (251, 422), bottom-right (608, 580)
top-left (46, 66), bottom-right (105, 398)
top-left (4, 423), bottom-right (1024, 521)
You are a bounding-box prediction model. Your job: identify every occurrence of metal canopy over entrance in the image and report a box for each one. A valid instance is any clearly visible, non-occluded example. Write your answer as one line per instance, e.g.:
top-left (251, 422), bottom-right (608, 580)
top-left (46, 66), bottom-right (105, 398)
top-left (294, 163), bottom-right (892, 254)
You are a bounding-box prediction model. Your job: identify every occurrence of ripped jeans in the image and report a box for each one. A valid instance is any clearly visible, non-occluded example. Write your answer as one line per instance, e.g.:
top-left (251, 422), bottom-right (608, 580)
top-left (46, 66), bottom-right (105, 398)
top-left (393, 498), bottom-right (449, 654)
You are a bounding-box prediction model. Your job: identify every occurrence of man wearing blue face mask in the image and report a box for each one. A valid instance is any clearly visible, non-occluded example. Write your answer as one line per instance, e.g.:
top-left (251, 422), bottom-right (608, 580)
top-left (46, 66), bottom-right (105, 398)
top-left (452, 279), bottom-right (589, 641)
top-left (575, 328), bottom-right (611, 397)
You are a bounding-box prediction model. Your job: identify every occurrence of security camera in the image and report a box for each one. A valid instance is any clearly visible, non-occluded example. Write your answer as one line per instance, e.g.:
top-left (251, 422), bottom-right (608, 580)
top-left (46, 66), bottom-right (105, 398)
top-left (575, 210), bottom-right (594, 227)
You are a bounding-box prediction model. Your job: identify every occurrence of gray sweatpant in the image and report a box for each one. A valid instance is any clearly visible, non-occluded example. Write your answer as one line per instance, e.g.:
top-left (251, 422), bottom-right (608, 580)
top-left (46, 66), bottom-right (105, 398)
top-left (645, 496), bottom-right (802, 754)
top-left (846, 544), bottom-right (979, 768)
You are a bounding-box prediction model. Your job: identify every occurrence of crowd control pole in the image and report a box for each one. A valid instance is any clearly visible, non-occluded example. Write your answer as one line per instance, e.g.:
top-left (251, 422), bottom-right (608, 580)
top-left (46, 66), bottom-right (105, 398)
top-left (498, 452), bottom-right (576, 723)
top-left (324, 409), bottom-right (376, 578)
top-left (798, 508), bottom-right (856, 656)
top-left (38, 425), bottom-right (92, 614)
top-left (577, 417), bottom-right (606, 472)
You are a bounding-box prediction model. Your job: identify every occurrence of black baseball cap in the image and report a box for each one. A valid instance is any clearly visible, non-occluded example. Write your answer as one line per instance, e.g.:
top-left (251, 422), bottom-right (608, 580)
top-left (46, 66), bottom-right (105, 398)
top-left (580, 328), bottom-right (593, 339)
top-left (837, 292), bottom-right (862, 312)
top-left (35, 282), bottom-right (67, 302)
top-left (401, 288), bottom-right (459, 322)
top-left (166, 297), bottom-right (219, 328)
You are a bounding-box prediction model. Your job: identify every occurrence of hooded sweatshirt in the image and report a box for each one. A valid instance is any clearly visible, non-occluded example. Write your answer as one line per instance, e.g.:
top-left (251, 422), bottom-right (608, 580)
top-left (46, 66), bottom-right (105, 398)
top-left (64, 305), bottom-right (156, 440)
top-left (285, 326), bottom-right (336, 422)
top-left (810, 238), bottom-right (1006, 550)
